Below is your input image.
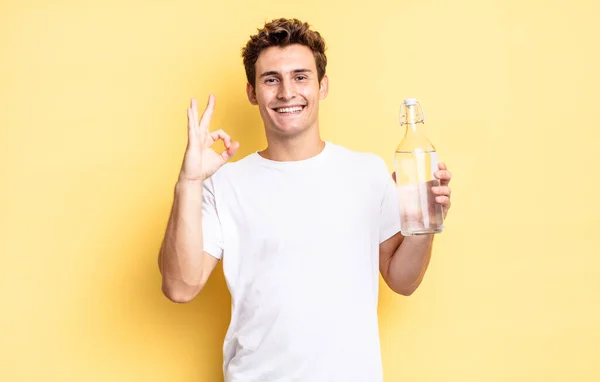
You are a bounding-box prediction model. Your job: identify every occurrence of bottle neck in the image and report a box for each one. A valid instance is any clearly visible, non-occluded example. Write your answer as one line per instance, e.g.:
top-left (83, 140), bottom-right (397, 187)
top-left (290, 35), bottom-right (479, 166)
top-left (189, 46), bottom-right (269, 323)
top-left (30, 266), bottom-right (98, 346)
top-left (397, 103), bottom-right (434, 152)
top-left (402, 104), bottom-right (424, 132)
top-left (408, 104), bottom-right (418, 125)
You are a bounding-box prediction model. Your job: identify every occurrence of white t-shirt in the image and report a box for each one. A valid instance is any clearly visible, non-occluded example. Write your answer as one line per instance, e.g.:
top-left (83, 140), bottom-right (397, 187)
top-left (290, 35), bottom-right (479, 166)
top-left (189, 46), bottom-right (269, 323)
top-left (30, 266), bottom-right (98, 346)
top-left (202, 141), bottom-right (401, 382)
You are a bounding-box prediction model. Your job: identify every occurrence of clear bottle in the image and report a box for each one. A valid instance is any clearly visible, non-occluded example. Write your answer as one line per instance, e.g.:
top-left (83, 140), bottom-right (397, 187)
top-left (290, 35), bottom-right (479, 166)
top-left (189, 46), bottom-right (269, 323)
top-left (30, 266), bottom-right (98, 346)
top-left (394, 98), bottom-right (444, 236)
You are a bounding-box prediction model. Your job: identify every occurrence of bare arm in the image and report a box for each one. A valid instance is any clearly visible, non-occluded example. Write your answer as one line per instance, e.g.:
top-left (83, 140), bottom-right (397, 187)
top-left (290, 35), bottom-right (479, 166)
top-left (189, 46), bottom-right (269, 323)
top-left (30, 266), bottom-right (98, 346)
top-left (158, 95), bottom-right (239, 303)
top-left (379, 165), bottom-right (452, 295)
top-left (379, 233), bottom-right (434, 296)
top-left (158, 180), bottom-right (219, 303)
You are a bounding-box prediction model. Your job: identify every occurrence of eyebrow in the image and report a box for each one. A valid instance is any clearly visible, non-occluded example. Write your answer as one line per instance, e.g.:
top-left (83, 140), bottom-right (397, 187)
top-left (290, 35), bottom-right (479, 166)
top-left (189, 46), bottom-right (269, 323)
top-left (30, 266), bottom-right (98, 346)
top-left (259, 69), bottom-right (313, 78)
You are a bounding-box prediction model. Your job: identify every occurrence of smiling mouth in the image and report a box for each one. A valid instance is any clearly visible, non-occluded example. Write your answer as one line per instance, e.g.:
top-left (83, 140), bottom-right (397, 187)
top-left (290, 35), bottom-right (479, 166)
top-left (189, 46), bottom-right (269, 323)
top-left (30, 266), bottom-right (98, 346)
top-left (273, 105), bottom-right (306, 114)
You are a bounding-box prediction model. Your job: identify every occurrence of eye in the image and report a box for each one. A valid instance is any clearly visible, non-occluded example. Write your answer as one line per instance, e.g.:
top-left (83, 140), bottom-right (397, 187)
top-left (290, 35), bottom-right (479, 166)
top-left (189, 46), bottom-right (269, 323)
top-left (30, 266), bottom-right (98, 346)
top-left (265, 78), bottom-right (278, 84)
top-left (295, 75), bottom-right (307, 81)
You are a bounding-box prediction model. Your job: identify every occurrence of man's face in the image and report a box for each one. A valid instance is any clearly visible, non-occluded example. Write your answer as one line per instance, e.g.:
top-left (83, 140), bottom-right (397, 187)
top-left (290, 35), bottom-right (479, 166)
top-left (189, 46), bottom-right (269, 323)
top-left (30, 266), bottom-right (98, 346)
top-left (247, 44), bottom-right (328, 138)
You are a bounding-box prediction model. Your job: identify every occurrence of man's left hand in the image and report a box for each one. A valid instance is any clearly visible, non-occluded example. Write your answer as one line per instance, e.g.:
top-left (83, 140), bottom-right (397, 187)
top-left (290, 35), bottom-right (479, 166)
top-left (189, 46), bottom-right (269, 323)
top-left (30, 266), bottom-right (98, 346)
top-left (432, 162), bottom-right (452, 219)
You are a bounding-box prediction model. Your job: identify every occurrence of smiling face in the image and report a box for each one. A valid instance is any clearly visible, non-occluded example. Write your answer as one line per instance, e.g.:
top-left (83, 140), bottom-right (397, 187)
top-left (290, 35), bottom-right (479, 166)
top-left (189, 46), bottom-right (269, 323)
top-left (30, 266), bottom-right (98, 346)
top-left (246, 44), bottom-right (328, 139)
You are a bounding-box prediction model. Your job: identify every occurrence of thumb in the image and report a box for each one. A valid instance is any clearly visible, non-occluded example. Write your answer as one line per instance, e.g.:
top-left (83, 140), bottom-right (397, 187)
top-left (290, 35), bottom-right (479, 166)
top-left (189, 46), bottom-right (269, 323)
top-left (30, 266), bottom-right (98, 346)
top-left (221, 141), bottom-right (240, 162)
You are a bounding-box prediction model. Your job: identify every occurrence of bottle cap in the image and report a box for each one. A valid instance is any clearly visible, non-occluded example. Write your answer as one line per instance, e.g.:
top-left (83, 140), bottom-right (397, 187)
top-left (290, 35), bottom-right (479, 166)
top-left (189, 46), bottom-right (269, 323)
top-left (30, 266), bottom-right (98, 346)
top-left (404, 98), bottom-right (418, 106)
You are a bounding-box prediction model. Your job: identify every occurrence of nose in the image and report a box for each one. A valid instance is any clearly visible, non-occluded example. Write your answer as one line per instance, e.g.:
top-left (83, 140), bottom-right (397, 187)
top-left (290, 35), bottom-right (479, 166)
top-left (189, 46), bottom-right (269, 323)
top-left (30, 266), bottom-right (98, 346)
top-left (277, 78), bottom-right (296, 101)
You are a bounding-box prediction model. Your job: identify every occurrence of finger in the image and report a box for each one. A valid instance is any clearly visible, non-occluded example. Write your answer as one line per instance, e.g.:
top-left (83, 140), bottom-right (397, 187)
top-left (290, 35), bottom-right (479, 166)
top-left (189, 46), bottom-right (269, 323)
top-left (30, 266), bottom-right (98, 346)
top-left (434, 170), bottom-right (451, 179)
top-left (434, 170), bottom-right (452, 184)
top-left (391, 171), bottom-right (396, 184)
top-left (187, 107), bottom-right (192, 130)
top-left (438, 162), bottom-right (447, 171)
top-left (187, 107), bottom-right (197, 139)
top-left (221, 141), bottom-right (240, 162)
top-left (199, 94), bottom-right (215, 133)
top-left (210, 129), bottom-right (232, 147)
top-left (435, 195), bottom-right (450, 205)
top-left (191, 98), bottom-right (199, 129)
top-left (432, 186), bottom-right (451, 196)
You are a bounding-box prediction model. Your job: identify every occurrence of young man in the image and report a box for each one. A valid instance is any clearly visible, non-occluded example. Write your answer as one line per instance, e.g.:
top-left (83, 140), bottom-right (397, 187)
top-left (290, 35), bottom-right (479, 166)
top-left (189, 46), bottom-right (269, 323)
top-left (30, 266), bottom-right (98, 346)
top-left (159, 18), bottom-right (452, 382)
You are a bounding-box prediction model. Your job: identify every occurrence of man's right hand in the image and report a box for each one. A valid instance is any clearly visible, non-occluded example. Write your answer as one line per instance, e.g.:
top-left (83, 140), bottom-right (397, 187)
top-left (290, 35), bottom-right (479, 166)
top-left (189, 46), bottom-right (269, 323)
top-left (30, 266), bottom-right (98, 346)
top-left (179, 95), bottom-right (240, 182)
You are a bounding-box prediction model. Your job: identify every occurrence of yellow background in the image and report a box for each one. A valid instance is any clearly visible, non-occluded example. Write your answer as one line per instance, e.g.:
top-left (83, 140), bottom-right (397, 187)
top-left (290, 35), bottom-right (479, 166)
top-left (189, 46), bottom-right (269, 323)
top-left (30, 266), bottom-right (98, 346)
top-left (2, 0), bottom-right (599, 381)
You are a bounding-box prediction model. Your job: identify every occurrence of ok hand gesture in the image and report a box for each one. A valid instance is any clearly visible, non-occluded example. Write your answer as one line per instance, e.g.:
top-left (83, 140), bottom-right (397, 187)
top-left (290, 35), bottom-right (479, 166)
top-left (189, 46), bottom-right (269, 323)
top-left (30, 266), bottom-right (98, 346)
top-left (179, 95), bottom-right (239, 182)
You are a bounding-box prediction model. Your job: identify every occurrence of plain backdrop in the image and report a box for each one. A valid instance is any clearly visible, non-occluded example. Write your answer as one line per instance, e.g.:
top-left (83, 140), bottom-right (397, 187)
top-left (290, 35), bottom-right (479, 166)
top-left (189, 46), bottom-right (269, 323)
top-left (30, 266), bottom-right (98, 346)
top-left (1, 0), bottom-right (599, 381)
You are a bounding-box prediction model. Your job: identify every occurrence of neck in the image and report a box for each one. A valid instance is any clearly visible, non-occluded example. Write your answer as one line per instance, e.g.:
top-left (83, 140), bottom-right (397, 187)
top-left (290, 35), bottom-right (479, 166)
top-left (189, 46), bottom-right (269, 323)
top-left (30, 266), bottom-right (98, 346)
top-left (259, 127), bottom-right (325, 162)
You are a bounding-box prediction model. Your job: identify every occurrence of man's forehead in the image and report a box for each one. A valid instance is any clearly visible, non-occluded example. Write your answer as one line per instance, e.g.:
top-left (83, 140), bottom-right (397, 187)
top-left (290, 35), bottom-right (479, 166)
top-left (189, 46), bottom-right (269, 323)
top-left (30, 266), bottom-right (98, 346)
top-left (256, 44), bottom-right (316, 71)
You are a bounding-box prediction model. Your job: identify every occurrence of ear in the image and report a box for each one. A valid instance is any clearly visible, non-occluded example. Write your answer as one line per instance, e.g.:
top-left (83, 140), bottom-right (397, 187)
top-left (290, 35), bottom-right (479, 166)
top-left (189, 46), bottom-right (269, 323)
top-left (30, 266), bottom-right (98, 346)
top-left (319, 75), bottom-right (329, 100)
top-left (246, 83), bottom-right (258, 105)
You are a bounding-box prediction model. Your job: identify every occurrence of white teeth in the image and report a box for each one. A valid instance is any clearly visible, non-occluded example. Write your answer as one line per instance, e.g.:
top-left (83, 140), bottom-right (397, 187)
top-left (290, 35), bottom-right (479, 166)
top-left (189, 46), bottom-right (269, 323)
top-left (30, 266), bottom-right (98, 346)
top-left (276, 106), bottom-right (303, 113)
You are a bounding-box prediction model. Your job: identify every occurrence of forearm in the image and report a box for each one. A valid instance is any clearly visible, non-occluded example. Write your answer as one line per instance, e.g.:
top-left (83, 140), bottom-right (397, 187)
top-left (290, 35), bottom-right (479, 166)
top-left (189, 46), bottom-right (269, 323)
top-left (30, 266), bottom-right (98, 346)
top-left (159, 180), bottom-right (206, 298)
top-left (385, 235), bottom-right (434, 295)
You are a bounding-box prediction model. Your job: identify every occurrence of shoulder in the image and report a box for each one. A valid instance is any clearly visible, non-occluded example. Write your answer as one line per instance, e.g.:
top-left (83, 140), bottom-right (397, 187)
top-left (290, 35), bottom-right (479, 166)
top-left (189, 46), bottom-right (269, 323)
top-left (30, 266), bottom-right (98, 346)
top-left (327, 143), bottom-right (393, 203)
top-left (213, 152), bottom-right (259, 177)
top-left (327, 142), bottom-right (390, 175)
top-left (202, 152), bottom-right (258, 191)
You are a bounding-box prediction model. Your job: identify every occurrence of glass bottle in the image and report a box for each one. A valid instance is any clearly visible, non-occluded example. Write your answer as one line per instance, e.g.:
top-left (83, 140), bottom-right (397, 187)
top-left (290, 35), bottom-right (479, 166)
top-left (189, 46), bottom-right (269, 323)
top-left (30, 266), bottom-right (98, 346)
top-left (394, 98), bottom-right (444, 235)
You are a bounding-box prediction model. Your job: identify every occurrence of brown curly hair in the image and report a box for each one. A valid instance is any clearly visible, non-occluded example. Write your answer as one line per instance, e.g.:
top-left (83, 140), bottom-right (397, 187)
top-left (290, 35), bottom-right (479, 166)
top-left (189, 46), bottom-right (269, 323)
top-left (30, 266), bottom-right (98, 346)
top-left (242, 18), bottom-right (327, 89)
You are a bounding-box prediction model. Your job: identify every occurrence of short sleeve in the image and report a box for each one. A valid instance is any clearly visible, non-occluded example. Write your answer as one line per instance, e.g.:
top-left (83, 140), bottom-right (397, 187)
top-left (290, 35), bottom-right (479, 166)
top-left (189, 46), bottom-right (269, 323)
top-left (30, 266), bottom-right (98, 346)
top-left (377, 159), bottom-right (402, 243)
top-left (202, 177), bottom-right (224, 259)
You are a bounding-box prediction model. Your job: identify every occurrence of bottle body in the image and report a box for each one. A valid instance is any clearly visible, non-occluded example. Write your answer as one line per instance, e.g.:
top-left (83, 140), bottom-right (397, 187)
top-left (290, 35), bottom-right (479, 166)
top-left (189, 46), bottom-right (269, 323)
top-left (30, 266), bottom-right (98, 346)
top-left (394, 98), bottom-right (444, 236)
top-left (394, 149), bottom-right (444, 235)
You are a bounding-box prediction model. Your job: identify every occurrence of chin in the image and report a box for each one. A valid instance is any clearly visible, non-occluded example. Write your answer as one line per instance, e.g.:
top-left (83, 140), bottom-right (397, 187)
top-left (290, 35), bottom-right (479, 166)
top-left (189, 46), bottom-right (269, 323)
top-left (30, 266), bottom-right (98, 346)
top-left (269, 123), bottom-right (310, 137)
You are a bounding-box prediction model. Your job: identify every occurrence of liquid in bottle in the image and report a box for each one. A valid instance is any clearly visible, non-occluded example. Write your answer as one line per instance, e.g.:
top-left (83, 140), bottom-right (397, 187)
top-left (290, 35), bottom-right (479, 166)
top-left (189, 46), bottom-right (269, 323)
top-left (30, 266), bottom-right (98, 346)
top-left (394, 98), bottom-right (444, 235)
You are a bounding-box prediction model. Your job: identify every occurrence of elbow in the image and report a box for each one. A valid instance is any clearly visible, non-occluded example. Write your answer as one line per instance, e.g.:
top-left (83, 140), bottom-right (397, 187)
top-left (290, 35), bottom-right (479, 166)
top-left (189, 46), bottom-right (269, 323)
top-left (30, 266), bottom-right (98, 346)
top-left (392, 282), bottom-right (419, 296)
top-left (396, 287), bottom-right (416, 296)
top-left (383, 274), bottom-right (419, 296)
top-left (164, 292), bottom-right (195, 304)
top-left (161, 281), bottom-right (201, 304)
